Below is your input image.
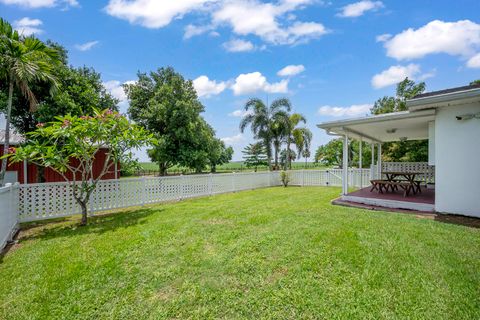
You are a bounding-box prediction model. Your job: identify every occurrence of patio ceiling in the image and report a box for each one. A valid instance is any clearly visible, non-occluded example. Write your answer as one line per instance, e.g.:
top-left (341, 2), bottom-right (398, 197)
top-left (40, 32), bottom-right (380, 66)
top-left (317, 109), bottom-right (436, 143)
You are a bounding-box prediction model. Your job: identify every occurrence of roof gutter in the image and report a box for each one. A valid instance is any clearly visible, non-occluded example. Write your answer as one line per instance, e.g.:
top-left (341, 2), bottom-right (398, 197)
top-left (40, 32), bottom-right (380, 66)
top-left (407, 88), bottom-right (480, 111)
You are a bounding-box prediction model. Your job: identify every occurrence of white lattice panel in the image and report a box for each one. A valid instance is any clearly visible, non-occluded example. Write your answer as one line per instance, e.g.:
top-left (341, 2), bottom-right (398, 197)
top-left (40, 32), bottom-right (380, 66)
top-left (382, 162), bottom-right (435, 183)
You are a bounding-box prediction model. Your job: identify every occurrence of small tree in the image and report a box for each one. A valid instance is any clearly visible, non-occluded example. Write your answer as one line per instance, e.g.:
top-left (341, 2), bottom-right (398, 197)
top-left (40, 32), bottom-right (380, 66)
top-left (280, 171), bottom-right (290, 187)
top-left (242, 142), bottom-right (268, 172)
top-left (5, 109), bottom-right (152, 225)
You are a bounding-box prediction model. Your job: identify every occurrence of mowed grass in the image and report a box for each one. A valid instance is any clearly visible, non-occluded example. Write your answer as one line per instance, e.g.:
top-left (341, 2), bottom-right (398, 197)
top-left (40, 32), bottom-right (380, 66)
top-left (1, 187), bottom-right (479, 319)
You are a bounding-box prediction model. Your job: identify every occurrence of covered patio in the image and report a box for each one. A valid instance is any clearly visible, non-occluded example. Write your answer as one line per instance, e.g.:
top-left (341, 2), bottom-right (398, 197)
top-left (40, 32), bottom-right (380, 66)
top-left (318, 109), bottom-right (436, 212)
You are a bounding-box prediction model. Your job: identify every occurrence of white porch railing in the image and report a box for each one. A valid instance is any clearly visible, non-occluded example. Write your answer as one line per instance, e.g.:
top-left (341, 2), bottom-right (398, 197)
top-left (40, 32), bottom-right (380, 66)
top-left (371, 162), bottom-right (435, 183)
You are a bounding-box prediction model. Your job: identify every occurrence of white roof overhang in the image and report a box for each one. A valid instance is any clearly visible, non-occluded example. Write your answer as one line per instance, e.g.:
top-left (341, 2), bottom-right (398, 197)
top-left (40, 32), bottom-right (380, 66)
top-left (317, 109), bottom-right (435, 143)
top-left (407, 87), bottom-right (480, 111)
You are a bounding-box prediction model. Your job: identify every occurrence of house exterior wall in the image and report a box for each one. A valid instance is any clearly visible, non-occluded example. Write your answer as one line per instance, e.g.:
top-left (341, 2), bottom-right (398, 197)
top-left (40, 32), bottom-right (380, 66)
top-left (428, 121), bottom-right (435, 165)
top-left (435, 102), bottom-right (480, 217)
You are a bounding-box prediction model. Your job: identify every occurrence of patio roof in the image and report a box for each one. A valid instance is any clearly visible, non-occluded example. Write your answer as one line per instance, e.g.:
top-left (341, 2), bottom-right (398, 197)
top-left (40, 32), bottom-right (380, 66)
top-left (317, 109), bottom-right (435, 143)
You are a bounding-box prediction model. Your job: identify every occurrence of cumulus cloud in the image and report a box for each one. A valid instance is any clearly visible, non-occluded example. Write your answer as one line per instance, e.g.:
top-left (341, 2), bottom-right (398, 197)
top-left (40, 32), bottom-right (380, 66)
top-left (231, 72), bottom-right (289, 95)
top-left (467, 53), bottom-right (480, 68)
top-left (221, 133), bottom-right (245, 145)
top-left (103, 80), bottom-right (136, 102)
top-left (318, 104), bottom-right (372, 117)
top-left (184, 24), bottom-right (214, 39)
top-left (375, 33), bottom-right (391, 42)
top-left (277, 64), bottom-right (305, 77)
top-left (337, 1), bottom-right (383, 18)
top-left (1, 0), bottom-right (78, 8)
top-left (13, 17), bottom-right (43, 36)
top-left (229, 109), bottom-right (253, 117)
top-left (105, 0), bottom-right (328, 46)
top-left (75, 41), bottom-right (99, 51)
top-left (222, 39), bottom-right (255, 52)
top-left (193, 76), bottom-right (227, 98)
top-left (383, 20), bottom-right (480, 61)
top-left (371, 64), bottom-right (435, 89)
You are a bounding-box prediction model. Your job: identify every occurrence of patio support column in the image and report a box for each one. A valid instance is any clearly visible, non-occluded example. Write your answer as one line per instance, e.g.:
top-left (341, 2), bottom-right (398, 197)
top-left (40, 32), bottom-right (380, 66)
top-left (342, 134), bottom-right (349, 195)
top-left (377, 143), bottom-right (382, 179)
top-left (370, 143), bottom-right (375, 179)
top-left (359, 137), bottom-right (363, 188)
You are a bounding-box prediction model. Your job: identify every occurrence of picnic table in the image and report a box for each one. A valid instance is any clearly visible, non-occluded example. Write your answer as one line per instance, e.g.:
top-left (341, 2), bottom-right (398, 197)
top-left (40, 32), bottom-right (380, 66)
top-left (370, 171), bottom-right (423, 197)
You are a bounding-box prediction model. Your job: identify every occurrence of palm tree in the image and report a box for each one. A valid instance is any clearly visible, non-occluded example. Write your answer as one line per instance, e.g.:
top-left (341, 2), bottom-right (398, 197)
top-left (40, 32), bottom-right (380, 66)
top-left (284, 113), bottom-right (306, 169)
top-left (239, 98), bottom-right (291, 170)
top-left (0, 18), bottom-right (60, 183)
top-left (293, 127), bottom-right (313, 167)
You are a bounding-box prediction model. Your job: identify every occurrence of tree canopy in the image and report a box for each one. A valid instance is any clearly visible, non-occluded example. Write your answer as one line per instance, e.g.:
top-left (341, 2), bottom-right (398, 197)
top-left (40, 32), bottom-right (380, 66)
top-left (125, 67), bottom-right (226, 175)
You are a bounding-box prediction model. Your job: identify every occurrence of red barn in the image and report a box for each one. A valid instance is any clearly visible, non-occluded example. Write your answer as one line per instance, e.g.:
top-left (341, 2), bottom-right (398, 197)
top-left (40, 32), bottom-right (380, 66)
top-left (0, 131), bottom-right (120, 184)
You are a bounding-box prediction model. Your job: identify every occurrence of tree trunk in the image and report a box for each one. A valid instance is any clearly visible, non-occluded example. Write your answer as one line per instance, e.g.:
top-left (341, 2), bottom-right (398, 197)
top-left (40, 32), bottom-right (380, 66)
top-left (80, 201), bottom-right (88, 226)
top-left (286, 139), bottom-right (291, 170)
top-left (0, 81), bottom-right (14, 185)
top-left (211, 165), bottom-right (216, 173)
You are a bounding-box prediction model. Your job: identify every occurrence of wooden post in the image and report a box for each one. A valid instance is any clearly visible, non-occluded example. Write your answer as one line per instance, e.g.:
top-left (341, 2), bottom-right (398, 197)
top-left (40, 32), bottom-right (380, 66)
top-left (359, 137), bottom-right (363, 188)
top-left (342, 134), bottom-right (349, 195)
top-left (377, 143), bottom-right (382, 179)
top-left (23, 160), bottom-right (28, 184)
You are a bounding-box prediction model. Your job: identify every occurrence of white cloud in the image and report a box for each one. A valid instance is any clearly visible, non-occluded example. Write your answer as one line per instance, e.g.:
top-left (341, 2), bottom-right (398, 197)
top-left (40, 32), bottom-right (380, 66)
top-left (222, 39), bottom-right (255, 52)
top-left (231, 72), bottom-right (289, 95)
top-left (371, 64), bottom-right (435, 89)
top-left (383, 20), bottom-right (480, 61)
top-left (467, 53), bottom-right (480, 68)
top-left (318, 104), bottom-right (372, 117)
top-left (213, 0), bottom-right (328, 45)
top-left (75, 41), bottom-right (99, 51)
top-left (103, 80), bottom-right (136, 102)
top-left (277, 64), bottom-right (305, 77)
top-left (193, 75), bottom-right (227, 98)
top-left (184, 24), bottom-right (214, 39)
top-left (0, 0), bottom-right (78, 8)
top-left (229, 109), bottom-right (253, 117)
top-left (105, 0), bottom-right (213, 29)
top-left (13, 17), bottom-right (43, 36)
top-left (337, 1), bottom-right (383, 18)
top-left (375, 33), bottom-right (391, 42)
top-left (221, 133), bottom-right (245, 145)
top-left (105, 0), bottom-right (328, 46)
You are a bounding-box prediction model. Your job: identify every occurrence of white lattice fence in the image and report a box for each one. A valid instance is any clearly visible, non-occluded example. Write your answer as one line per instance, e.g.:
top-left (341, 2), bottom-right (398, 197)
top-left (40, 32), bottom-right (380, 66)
top-left (0, 183), bottom-right (19, 250)
top-left (16, 169), bottom-right (371, 222)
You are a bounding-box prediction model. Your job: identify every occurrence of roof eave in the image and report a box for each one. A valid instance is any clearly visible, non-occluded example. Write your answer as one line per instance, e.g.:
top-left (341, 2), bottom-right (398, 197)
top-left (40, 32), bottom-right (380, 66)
top-left (407, 88), bottom-right (480, 111)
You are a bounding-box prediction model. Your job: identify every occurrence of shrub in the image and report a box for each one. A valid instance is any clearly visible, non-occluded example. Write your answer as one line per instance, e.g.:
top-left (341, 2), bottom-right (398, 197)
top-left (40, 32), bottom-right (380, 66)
top-left (280, 170), bottom-right (290, 187)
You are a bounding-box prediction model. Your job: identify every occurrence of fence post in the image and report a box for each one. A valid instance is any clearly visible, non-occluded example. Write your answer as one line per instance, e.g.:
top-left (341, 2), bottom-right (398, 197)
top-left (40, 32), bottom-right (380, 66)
top-left (326, 170), bottom-right (330, 186)
top-left (302, 170), bottom-right (305, 187)
top-left (208, 173), bottom-right (213, 196)
top-left (142, 176), bottom-right (146, 206)
top-left (179, 174), bottom-right (183, 200)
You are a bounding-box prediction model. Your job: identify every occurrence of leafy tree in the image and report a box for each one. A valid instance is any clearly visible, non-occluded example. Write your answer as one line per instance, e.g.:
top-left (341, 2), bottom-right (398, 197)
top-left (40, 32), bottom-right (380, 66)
top-left (5, 110), bottom-right (152, 225)
top-left (370, 77), bottom-right (425, 115)
top-left (239, 98), bottom-right (291, 171)
top-left (314, 138), bottom-right (372, 168)
top-left (242, 142), bottom-right (268, 172)
top-left (125, 67), bottom-right (217, 175)
top-left (470, 80), bottom-right (480, 85)
top-left (0, 18), bottom-right (61, 183)
top-left (207, 138), bottom-right (233, 173)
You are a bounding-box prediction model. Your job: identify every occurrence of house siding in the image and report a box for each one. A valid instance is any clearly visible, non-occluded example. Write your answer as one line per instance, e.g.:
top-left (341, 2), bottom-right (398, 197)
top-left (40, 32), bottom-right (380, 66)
top-left (435, 102), bottom-right (480, 217)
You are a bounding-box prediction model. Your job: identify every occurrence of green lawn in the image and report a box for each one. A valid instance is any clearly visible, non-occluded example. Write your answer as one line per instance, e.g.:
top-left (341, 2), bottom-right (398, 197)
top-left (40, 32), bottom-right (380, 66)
top-left (137, 161), bottom-right (329, 175)
top-left (1, 187), bottom-right (479, 319)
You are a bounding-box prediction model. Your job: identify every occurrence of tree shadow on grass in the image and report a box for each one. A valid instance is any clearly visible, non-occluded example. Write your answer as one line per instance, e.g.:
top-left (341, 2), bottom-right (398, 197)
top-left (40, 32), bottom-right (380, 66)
top-left (1, 207), bottom-right (161, 261)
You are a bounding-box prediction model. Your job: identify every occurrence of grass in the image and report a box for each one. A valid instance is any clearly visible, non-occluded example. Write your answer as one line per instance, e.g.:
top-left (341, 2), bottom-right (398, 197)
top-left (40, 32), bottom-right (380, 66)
top-left (1, 187), bottom-right (479, 319)
top-left (138, 161), bottom-right (329, 175)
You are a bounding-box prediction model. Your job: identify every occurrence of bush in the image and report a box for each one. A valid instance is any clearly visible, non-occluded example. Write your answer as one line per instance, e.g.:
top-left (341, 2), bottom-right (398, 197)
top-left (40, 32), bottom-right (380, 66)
top-left (280, 171), bottom-right (290, 187)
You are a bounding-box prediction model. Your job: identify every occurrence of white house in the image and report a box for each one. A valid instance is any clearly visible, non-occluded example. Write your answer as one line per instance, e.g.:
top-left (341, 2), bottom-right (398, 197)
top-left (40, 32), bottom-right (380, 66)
top-left (318, 84), bottom-right (480, 218)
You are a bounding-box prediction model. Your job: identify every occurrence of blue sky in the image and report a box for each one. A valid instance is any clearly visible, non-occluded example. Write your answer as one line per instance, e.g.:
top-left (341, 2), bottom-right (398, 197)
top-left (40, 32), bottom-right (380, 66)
top-left (1, 0), bottom-right (480, 161)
